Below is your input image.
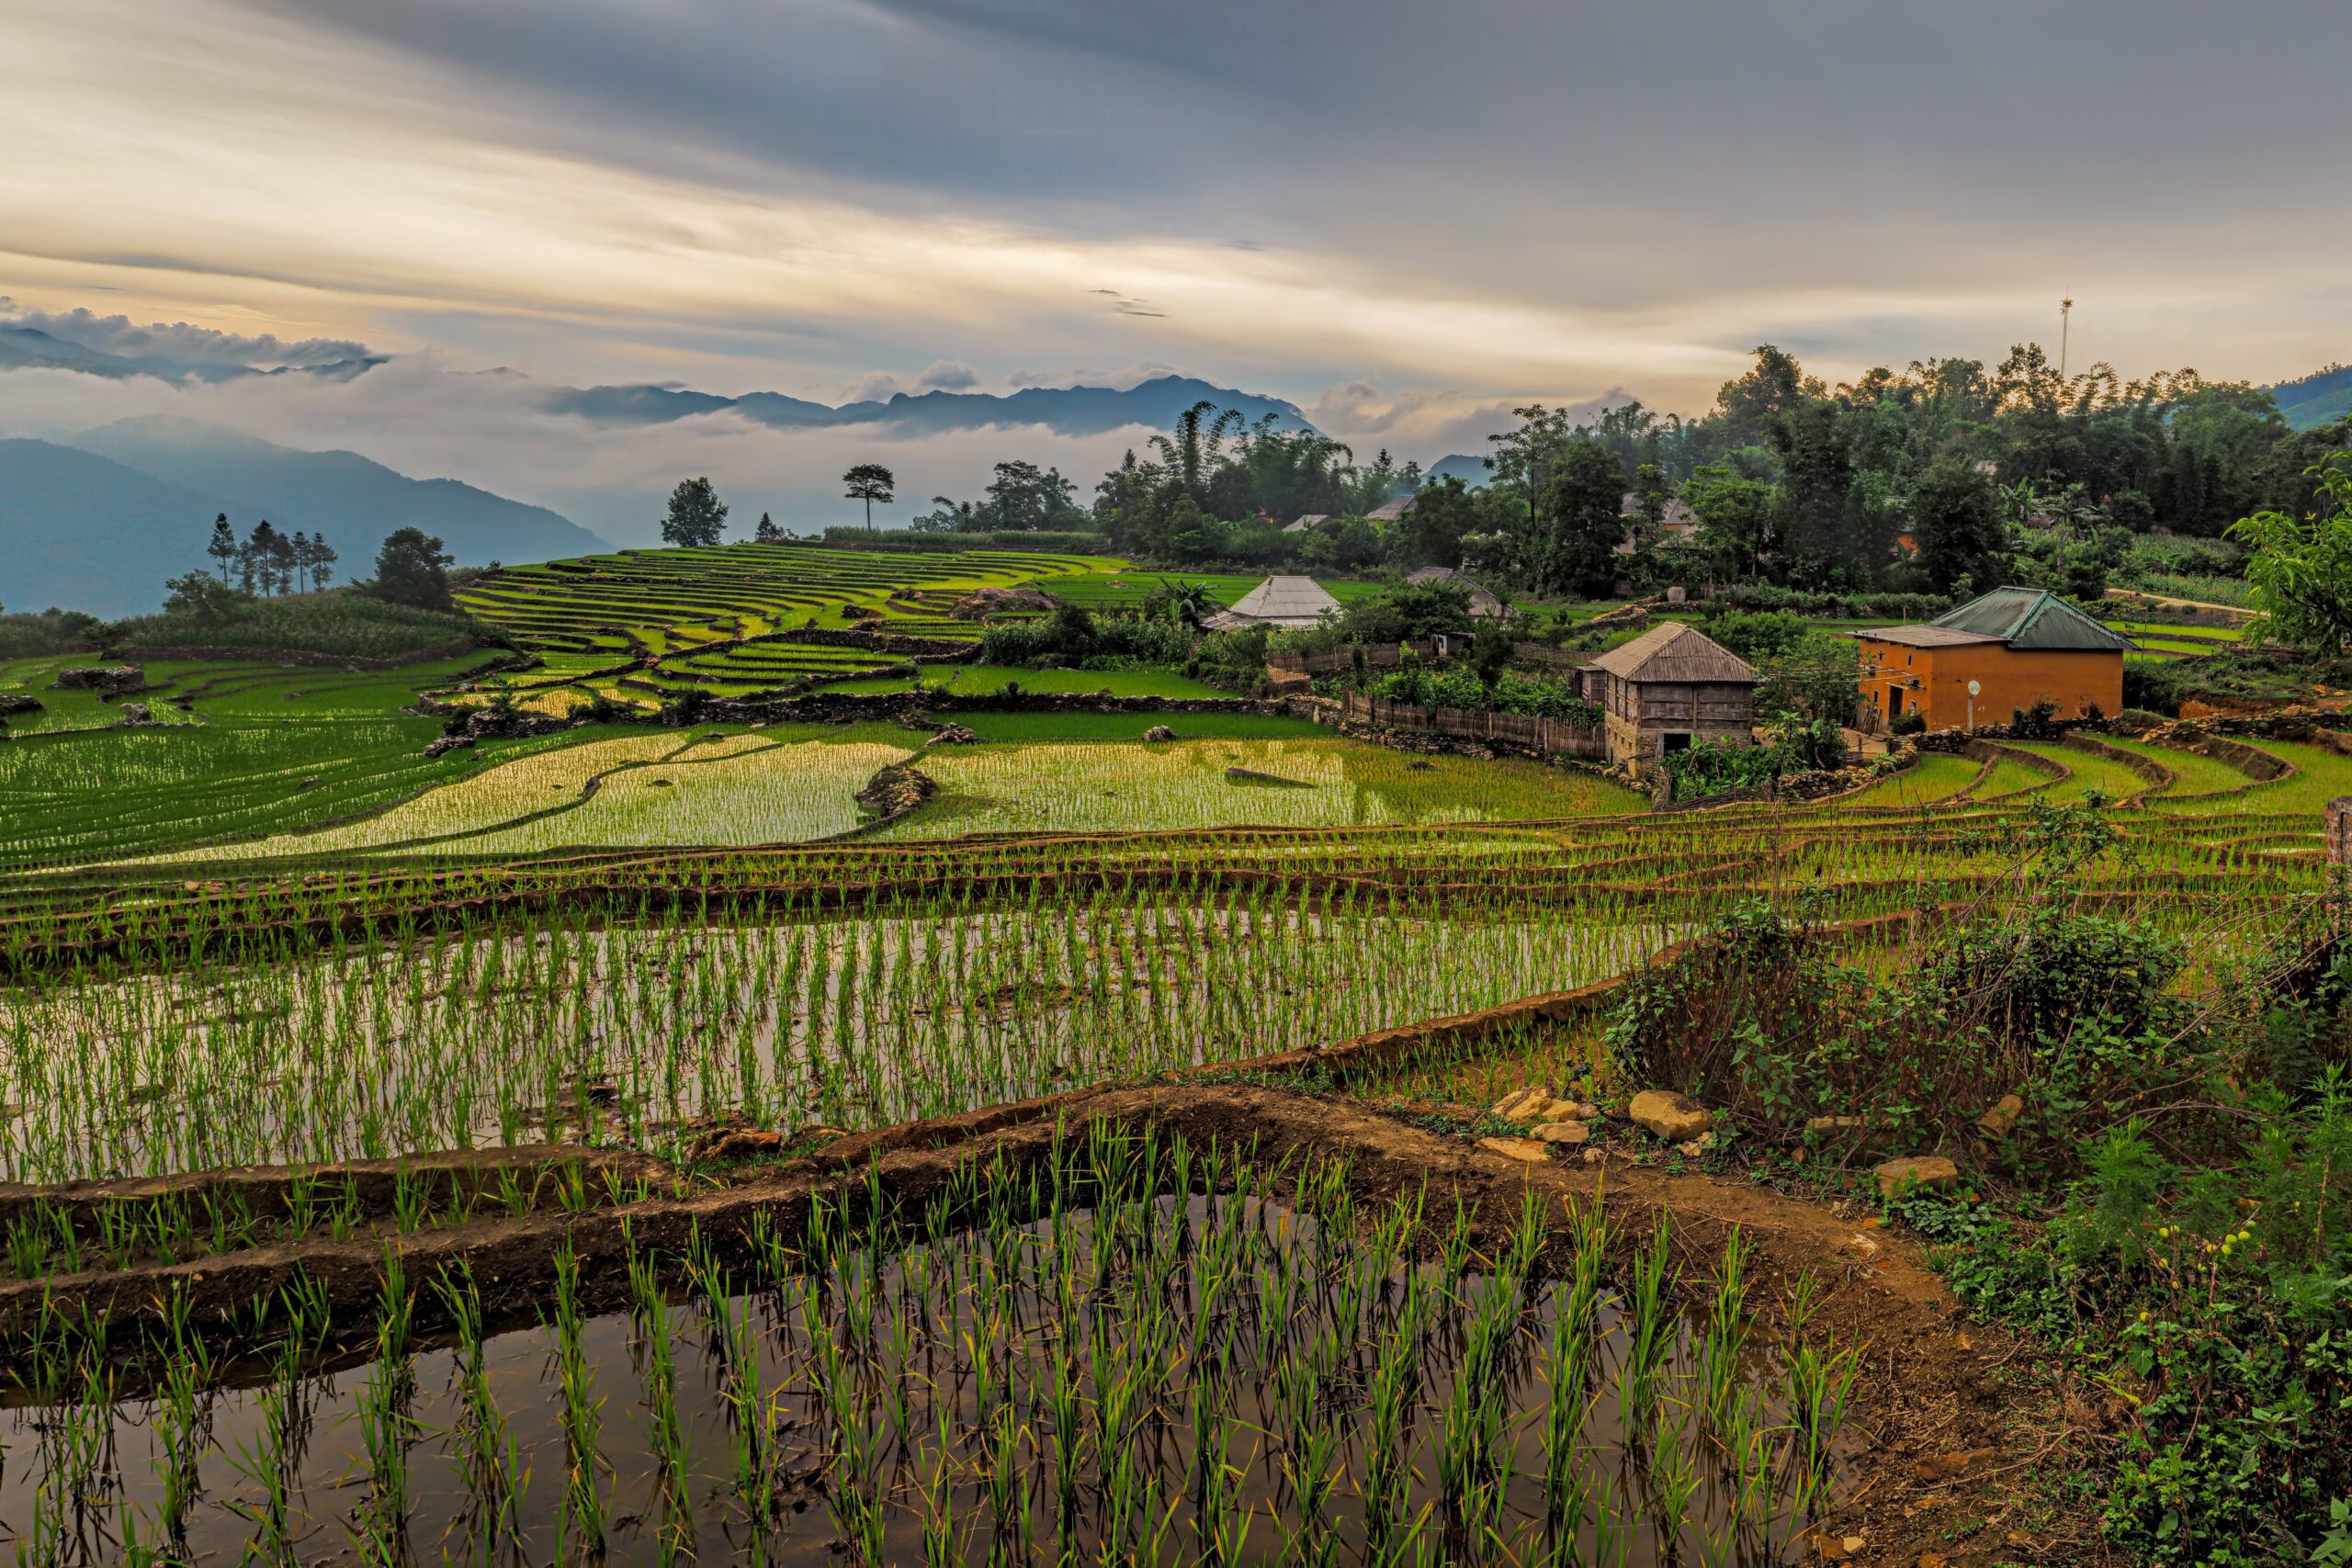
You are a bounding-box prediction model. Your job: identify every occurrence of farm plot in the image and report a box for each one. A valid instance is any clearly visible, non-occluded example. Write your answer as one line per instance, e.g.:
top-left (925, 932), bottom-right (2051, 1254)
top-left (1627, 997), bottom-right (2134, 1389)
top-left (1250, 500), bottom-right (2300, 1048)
top-left (810, 663), bottom-right (1230, 698)
top-left (0, 893), bottom-right (1674, 1183)
top-left (1027, 570), bottom-right (1387, 613)
top-left (878, 738), bottom-right (1643, 838)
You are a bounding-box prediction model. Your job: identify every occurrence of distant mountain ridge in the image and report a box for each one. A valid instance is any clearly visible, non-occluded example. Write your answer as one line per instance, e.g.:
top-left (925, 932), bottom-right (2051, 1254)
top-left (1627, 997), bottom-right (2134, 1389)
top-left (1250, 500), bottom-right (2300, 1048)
top-left (0, 325), bottom-right (383, 385)
top-left (1424, 454), bottom-right (1494, 488)
top-left (0, 418), bottom-right (604, 618)
top-left (548, 374), bottom-right (1315, 438)
top-left (2273, 365), bottom-right (2352, 432)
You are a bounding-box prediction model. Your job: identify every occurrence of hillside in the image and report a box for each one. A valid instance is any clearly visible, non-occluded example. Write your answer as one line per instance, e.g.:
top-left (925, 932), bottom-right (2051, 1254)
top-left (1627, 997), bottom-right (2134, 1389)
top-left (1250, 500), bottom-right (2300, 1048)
top-left (0, 420), bottom-right (605, 616)
top-left (2273, 364), bottom-right (2352, 431)
top-left (72, 416), bottom-right (605, 570)
top-left (1425, 453), bottom-right (1494, 488)
top-left (0, 439), bottom-right (234, 615)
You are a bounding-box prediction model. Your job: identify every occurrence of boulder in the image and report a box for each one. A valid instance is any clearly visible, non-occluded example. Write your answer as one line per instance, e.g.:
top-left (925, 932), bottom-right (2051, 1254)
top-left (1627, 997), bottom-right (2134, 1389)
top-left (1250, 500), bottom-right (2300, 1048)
top-left (0, 694), bottom-right (42, 717)
top-left (1490, 1086), bottom-right (1549, 1120)
top-left (1530, 1121), bottom-right (1589, 1146)
top-left (1975, 1093), bottom-right (2025, 1139)
top-left (1143, 725), bottom-right (1177, 742)
top-left (53, 665), bottom-right (144, 695)
top-left (924, 724), bottom-right (978, 746)
top-left (1628, 1089), bottom-right (1713, 1144)
top-left (118, 703), bottom-right (153, 726)
top-left (1476, 1135), bottom-right (1552, 1163)
top-left (1873, 1155), bottom-right (1960, 1197)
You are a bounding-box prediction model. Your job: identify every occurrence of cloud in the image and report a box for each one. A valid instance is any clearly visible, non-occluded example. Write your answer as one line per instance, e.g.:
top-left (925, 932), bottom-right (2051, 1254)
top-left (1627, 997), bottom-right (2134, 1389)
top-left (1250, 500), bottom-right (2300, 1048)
top-left (1308, 380), bottom-right (1639, 458)
top-left (0, 305), bottom-right (372, 369)
top-left (1005, 362), bottom-right (1182, 391)
top-left (0, 353), bottom-right (1159, 548)
top-left (839, 359), bottom-right (989, 402)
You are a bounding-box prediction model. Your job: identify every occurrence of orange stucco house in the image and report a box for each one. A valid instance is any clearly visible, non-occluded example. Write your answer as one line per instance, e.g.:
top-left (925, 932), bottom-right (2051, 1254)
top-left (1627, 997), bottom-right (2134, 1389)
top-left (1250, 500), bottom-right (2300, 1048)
top-left (1855, 587), bottom-right (2131, 732)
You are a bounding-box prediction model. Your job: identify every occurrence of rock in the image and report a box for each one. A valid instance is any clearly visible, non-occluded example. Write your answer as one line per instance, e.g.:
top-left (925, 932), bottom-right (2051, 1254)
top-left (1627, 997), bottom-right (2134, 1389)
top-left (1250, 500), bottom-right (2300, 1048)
top-left (1873, 1155), bottom-right (1960, 1197)
top-left (1530, 1121), bottom-right (1589, 1145)
top-left (1976, 1092), bottom-right (2024, 1139)
top-left (1476, 1135), bottom-right (1552, 1163)
top-left (1581, 1147), bottom-right (1605, 1164)
top-left (924, 723), bottom-right (978, 746)
top-left (1806, 1114), bottom-right (1871, 1137)
top-left (1912, 1448), bottom-right (1996, 1483)
top-left (1628, 1089), bottom-right (1713, 1144)
top-left (118, 703), bottom-right (153, 726)
top-left (1919, 1554), bottom-right (1949, 1568)
top-left (1676, 1132), bottom-right (1715, 1156)
top-left (1489, 1086), bottom-right (1550, 1120)
top-left (53, 665), bottom-right (144, 695)
top-left (1536, 1097), bottom-right (1597, 1122)
top-left (1143, 725), bottom-right (1177, 742)
top-left (424, 734), bottom-right (479, 759)
top-left (0, 694), bottom-right (42, 717)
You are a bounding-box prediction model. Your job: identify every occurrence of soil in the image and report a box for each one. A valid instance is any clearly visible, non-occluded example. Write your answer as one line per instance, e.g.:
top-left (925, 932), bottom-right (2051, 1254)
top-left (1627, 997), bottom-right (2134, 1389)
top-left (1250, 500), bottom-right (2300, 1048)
top-left (0, 1081), bottom-right (2095, 1565)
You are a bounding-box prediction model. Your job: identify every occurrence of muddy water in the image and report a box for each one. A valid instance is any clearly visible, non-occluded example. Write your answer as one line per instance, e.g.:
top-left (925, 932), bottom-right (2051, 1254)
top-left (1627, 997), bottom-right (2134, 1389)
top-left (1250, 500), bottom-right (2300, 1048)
top-left (0, 907), bottom-right (1677, 1184)
top-left (0, 1194), bottom-right (1841, 1565)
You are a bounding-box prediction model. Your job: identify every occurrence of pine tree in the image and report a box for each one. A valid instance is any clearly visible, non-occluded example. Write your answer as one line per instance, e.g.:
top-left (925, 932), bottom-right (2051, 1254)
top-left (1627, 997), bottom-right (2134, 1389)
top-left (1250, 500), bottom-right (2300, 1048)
top-left (754, 512), bottom-right (785, 544)
top-left (207, 514), bottom-right (239, 583)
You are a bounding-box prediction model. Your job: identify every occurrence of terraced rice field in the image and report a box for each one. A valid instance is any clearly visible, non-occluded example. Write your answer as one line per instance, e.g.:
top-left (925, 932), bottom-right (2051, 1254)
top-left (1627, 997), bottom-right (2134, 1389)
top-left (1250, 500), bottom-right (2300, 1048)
top-left (453, 543), bottom-right (1114, 709)
top-left (1024, 570), bottom-right (1387, 613)
top-left (875, 738), bottom-right (1637, 840)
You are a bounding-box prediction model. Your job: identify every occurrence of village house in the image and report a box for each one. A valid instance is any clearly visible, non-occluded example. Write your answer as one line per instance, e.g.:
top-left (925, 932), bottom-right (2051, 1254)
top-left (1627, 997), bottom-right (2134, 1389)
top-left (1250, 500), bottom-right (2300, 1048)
top-left (1854, 586), bottom-right (2130, 732)
top-left (1363, 494), bottom-right (1415, 523)
top-left (1577, 621), bottom-right (1759, 768)
top-left (1201, 574), bottom-right (1342, 631)
top-left (1404, 566), bottom-right (1508, 619)
top-left (1283, 513), bottom-right (1330, 534)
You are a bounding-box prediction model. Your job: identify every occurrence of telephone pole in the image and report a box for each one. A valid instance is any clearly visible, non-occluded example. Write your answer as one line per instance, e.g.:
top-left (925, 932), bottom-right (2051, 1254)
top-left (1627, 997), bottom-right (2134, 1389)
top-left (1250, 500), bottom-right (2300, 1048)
top-left (2059, 298), bottom-right (2073, 379)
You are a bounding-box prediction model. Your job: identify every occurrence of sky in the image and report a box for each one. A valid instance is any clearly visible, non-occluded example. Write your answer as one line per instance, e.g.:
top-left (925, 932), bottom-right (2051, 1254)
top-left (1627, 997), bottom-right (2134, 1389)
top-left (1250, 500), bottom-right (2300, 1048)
top-left (3, 0), bottom-right (2348, 539)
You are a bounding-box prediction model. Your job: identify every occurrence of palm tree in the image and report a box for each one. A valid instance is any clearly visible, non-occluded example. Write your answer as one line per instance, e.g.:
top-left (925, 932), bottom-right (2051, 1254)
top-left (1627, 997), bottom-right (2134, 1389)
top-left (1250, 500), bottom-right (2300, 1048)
top-left (1148, 400), bottom-right (1243, 500)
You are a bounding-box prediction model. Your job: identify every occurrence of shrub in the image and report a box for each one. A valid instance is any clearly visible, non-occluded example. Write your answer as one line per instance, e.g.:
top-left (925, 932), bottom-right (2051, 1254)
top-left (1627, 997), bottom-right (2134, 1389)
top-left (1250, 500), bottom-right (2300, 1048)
top-left (107, 592), bottom-right (493, 661)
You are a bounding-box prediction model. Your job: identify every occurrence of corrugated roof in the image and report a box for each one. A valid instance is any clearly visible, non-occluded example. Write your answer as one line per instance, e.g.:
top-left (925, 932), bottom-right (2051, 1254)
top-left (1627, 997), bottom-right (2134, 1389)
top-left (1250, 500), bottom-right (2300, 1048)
top-left (1364, 495), bottom-right (1415, 522)
top-left (1856, 625), bottom-right (2003, 649)
top-left (1226, 575), bottom-right (1341, 625)
top-left (1929, 587), bottom-right (2132, 651)
top-left (1586, 621), bottom-right (1758, 683)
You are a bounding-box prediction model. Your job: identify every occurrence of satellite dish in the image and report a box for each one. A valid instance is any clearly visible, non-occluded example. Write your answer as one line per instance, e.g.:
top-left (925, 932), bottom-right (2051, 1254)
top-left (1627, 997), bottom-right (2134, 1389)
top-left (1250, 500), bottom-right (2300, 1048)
top-left (1966, 680), bottom-right (1982, 697)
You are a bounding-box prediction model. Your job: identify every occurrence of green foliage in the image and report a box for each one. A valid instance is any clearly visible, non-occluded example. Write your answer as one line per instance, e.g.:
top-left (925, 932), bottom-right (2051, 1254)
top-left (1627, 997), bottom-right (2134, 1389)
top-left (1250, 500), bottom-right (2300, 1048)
top-left (0, 610), bottom-right (102, 660)
top-left (162, 571), bottom-right (252, 622)
top-left (109, 590), bottom-right (489, 660)
top-left (366, 527), bottom-right (458, 613)
top-left (2231, 455), bottom-right (2352, 651)
top-left (1358, 664), bottom-right (1600, 723)
top-left (975, 606), bottom-right (1195, 668)
top-left (1909, 455), bottom-right (2010, 594)
top-left (660, 476), bottom-right (730, 547)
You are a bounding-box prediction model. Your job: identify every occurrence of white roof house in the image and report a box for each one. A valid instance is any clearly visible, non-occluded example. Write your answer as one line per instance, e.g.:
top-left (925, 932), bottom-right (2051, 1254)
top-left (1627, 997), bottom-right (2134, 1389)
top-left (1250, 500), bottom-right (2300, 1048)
top-left (1283, 513), bottom-right (1331, 534)
top-left (1364, 494), bottom-right (1416, 523)
top-left (1209, 575), bottom-right (1342, 630)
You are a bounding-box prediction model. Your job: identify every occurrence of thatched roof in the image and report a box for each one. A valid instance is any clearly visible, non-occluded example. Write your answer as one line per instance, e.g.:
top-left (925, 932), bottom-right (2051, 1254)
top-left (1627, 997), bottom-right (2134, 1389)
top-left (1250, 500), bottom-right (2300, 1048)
top-left (1224, 575), bottom-right (1341, 627)
top-left (1364, 495), bottom-right (1415, 522)
top-left (1584, 621), bottom-right (1758, 684)
top-left (1405, 566), bottom-right (1507, 617)
top-left (1284, 513), bottom-right (1331, 533)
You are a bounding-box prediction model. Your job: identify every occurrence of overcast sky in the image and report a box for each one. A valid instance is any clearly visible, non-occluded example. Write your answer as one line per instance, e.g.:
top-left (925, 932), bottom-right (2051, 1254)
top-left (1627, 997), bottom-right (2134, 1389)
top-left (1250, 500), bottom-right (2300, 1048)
top-left (4, 0), bottom-right (2348, 534)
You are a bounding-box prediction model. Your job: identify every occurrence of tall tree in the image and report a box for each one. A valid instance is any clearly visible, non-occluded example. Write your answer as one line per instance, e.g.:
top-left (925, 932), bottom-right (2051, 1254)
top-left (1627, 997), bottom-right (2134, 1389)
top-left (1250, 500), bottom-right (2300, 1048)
top-left (842, 464), bottom-right (897, 527)
top-left (753, 512), bottom-right (786, 544)
top-left (1543, 439), bottom-right (1630, 597)
top-left (372, 527), bottom-right (457, 612)
top-left (1908, 456), bottom-right (2008, 594)
top-left (660, 477), bottom-right (729, 547)
top-left (299, 532), bottom-right (338, 592)
top-left (243, 521), bottom-right (285, 594)
top-left (289, 531), bottom-right (312, 592)
top-left (2232, 456), bottom-right (2352, 652)
top-left (206, 513), bottom-right (238, 583)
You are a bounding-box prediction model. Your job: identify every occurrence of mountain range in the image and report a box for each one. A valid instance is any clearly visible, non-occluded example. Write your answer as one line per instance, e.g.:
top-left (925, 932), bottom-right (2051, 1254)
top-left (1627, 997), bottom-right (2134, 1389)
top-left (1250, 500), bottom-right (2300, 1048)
top-left (543, 374), bottom-right (1312, 439)
top-left (0, 324), bottom-right (383, 385)
top-left (2274, 365), bottom-right (2352, 432)
top-left (0, 418), bottom-right (604, 618)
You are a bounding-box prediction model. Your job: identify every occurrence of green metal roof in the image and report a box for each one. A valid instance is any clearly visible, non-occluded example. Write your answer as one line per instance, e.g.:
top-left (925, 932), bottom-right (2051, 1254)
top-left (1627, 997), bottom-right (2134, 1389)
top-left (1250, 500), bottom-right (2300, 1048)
top-left (1929, 587), bottom-right (2132, 652)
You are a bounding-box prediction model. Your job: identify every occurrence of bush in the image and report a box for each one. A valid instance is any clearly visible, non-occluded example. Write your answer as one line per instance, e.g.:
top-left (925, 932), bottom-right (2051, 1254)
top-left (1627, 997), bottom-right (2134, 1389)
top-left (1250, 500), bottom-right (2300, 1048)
top-left (107, 591), bottom-right (495, 661)
top-left (0, 609), bottom-right (103, 660)
top-left (1890, 707), bottom-right (1927, 736)
top-left (976, 607), bottom-right (1194, 668)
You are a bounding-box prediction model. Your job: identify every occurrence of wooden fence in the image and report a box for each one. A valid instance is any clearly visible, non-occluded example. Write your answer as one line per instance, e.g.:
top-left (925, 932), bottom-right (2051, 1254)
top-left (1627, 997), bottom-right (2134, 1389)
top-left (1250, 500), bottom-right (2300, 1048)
top-left (1266, 639), bottom-right (1434, 675)
top-left (1339, 691), bottom-right (1607, 759)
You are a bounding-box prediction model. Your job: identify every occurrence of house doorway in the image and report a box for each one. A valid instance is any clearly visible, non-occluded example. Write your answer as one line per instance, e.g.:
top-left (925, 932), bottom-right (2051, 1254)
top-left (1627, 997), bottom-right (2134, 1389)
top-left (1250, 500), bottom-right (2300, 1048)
top-left (1660, 732), bottom-right (1692, 755)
